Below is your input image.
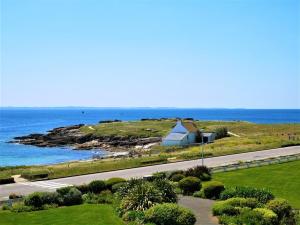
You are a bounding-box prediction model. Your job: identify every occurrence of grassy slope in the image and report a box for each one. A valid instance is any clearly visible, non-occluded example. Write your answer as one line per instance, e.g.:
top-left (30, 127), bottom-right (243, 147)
top-left (213, 160), bottom-right (300, 209)
top-left (0, 204), bottom-right (125, 225)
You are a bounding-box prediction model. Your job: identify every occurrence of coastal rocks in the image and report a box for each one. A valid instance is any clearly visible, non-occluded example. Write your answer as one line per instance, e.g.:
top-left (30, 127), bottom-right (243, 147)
top-left (10, 124), bottom-right (162, 152)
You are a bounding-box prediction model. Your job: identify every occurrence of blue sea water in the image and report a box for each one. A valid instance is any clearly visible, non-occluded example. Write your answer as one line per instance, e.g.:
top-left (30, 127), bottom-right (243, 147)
top-left (0, 108), bottom-right (299, 166)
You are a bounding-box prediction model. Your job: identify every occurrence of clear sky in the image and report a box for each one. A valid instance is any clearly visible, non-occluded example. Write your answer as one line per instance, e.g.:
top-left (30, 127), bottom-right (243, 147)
top-left (1, 0), bottom-right (299, 108)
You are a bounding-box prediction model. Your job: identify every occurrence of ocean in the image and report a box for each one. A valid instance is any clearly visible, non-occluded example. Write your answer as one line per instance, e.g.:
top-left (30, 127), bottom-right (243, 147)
top-left (0, 108), bottom-right (299, 166)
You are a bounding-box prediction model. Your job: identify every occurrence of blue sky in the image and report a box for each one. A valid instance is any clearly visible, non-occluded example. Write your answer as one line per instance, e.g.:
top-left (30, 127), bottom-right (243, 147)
top-left (1, 0), bottom-right (299, 108)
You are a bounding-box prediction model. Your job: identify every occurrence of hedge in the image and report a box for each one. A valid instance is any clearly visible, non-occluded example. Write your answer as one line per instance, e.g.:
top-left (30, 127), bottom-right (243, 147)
top-left (0, 177), bottom-right (15, 184)
top-left (178, 176), bottom-right (201, 195)
top-left (193, 181), bottom-right (224, 199)
top-left (21, 170), bottom-right (49, 180)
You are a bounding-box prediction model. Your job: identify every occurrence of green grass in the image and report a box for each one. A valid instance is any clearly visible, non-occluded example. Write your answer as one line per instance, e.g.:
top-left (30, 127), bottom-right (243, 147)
top-left (1, 120), bottom-right (299, 180)
top-left (0, 204), bottom-right (125, 225)
top-left (213, 160), bottom-right (300, 209)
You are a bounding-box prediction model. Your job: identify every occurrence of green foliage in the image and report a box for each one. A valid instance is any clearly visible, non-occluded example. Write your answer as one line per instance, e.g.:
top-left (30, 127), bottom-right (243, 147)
top-left (144, 203), bottom-right (196, 225)
top-left (82, 190), bottom-right (113, 204)
top-left (122, 210), bottom-right (145, 222)
top-left (119, 181), bottom-right (162, 212)
top-left (170, 174), bottom-right (185, 182)
top-left (152, 178), bottom-right (177, 203)
top-left (220, 186), bottom-right (274, 203)
top-left (11, 202), bottom-right (34, 213)
top-left (105, 177), bottom-right (126, 190)
top-left (253, 208), bottom-right (278, 224)
top-left (184, 166), bottom-right (211, 181)
top-left (88, 180), bottom-right (106, 194)
top-left (61, 187), bottom-right (83, 206)
top-left (215, 127), bottom-right (228, 139)
top-left (266, 198), bottom-right (297, 225)
top-left (178, 176), bottom-right (201, 195)
top-left (196, 181), bottom-right (225, 199)
top-left (21, 170), bottom-right (49, 180)
top-left (112, 182), bottom-right (126, 193)
top-left (75, 184), bottom-right (90, 194)
top-left (24, 192), bottom-right (44, 208)
top-left (212, 197), bottom-right (260, 216)
top-left (56, 186), bottom-right (73, 196)
top-left (0, 176), bottom-right (14, 184)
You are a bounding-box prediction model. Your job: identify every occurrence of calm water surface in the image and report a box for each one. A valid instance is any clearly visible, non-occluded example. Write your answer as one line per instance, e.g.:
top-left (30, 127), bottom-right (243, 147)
top-left (0, 108), bottom-right (299, 166)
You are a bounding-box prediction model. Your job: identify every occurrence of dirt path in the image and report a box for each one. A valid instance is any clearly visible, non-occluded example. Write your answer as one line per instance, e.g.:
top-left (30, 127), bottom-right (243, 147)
top-left (178, 196), bottom-right (219, 225)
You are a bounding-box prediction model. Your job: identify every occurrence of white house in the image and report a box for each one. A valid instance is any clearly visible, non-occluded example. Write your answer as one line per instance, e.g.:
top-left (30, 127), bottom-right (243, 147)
top-left (161, 120), bottom-right (200, 146)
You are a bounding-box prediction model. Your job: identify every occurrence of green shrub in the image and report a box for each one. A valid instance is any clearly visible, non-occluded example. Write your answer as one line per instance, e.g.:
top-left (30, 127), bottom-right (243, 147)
top-left (111, 182), bottom-right (126, 193)
top-left (266, 198), bottom-right (296, 225)
top-left (167, 170), bottom-right (184, 179)
top-left (105, 177), bottom-right (126, 190)
top-left (215, 127), bottom-right (228, 139)
top-left (88, 180), bottom-right (106, 194)
top-left (40, 192), bottom-right (61, 205)
top-left (122, 210), bottom-right (145, 222)
top-left (24, 192), bottom-right (44, 208)
top-left (253, 208), bottom-right (278, 224)
top-left (212, 197), bottom-right (260, 216)
top-left (0, 177), bottom-right (15, 184)
top-left (21, 170), bottom-right (49, 180)
top-left (197, 181), bottom-right (225, 199)
top-left (61, 187), bottom-right (83, 206)
top-left (2, 204), bottom-right (11, 211)
top-left (153, 178), bottom-right (177, 203)
top-left (170, 174), bottom-right (185, 182)
top-left (140, 158), bottom-right (167, 165)
top-left (184, 166), bottom-right (211, 181)
top-left (178, 176), bottom-right (201, 195)
top-left (152, 172), bottom-right (168, 179)
top-left (120, 181), bottom-right (162, 212)
top-left (145, 203), bottom-right (196, 225)
top-left (11, 202), bottom-right (33, 212)
top-left (56, 186), bottom-right (73, 196)
top-left (220, 186), bottom-right (274, 204)
top-left (75, 184), bottom-right (89, 194)
top-left (115, 179), bottom-right (143, 198)
top-left (83, 190), bottom-right (113, 204)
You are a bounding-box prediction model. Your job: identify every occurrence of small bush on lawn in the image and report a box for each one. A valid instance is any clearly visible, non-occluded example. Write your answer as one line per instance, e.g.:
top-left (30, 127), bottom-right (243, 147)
top-left (212, 197), bottom-right (260, 216)
top-left (111, 182), bottom-right (126, 193)
top-left (153, 178), bottom-right (177, 203)
top-left (145, 203), bottom-right (196, 225)
top-left (220, 186), bottom-right (274, 204)
top-left (119, 181), bottom-right (162, 212)
top-left (24, 192), bottom-right (44, 208)
top-left (11, 202), bottom-right (33, 213)
top-left (253, 208), bottom-right (278, 225)
top-left (167, 170), bottom-right (185, 179)
top-left (105, 177), bottom-right (126, 190)
top-left (194, 181), bottom-right (225, 199)
top-left (178, 176), bottom-right (201, 195)
top-left (122, 210), bottom-right (145, 222)
top-left (116, 179), bottom-right (144, 198)
top-left (61, 187), bottom-right (83, 206)
top-left (215, 127), bottom-right (228, 139)
top-left (152, 172), bottom-right (168, 180)
top-left (184, 166), bottom-right (211, 181)
top-left (266, 198), bottom-right (297, 225)
top-left (83, 190), bottom-right (113, 204)
top-left (56, 186), bottom-right (73, 196)
top-left (88, 180), bottom-right (106, 194)
top-left (75, 184), bottom-right (89, 194)
top-left (170, 174), bottom-right (185, 182)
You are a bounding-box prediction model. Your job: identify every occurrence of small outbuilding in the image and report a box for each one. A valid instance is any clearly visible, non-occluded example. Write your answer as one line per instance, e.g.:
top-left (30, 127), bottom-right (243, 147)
top-left (202, 132), bottom-right (216, 143)
top-left (161, 120), bottom-right (200, 146)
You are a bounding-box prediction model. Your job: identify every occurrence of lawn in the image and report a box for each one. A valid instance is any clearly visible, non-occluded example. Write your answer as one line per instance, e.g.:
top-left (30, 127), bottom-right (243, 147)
top-left (0, 204), bottom-right (125, 225)
top-left (213, 160), bottom-right (300, 209)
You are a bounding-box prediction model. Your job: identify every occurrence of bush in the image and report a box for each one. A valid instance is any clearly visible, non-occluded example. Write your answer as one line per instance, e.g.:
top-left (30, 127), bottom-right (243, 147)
top-left (105, 177), bottom-right (126, 190)
top-left (61, 187), bottom-right (83, 206)
top-left (24, 192), bottom-right (44, 208)
top-left (120, 181), bottom-right (162, 212)
top-left (196, 181), bottom-right (225, 199)
top-left (122, 210), bottom-right (145, 222)
top-left (145, 203), bottom-right (196, 225)
top-left (178, 177), bottom-right (201, 195)
top-left (9, 193), bottom-right (22, 199)
top-left (115, 179), bottom-right (144, 198)
top-left (40, 192), bottom-right (61, 205)
top-left (153, 178), bottom-right (177, 203)
top-left (253, 208), bottom-right (278, 224)
top-left (215, 127), bottom-right (228, 139)
top-left (0, 177), bottom-right (15, 184)
top-left (266, 198), bottom-right (296, 225)
top-left (220, 186), bottom-right (274, 204)
top-left (167, 170), bottom-right (184, 179)
top-left (11, 202), bottom-right (33, 212)
top-left (152, 172), bottom-right (168, 179)
top-left (21, 170), bottom-right (49, 180)
top-left (75, 184), bottom-right (89, 194)
top-left (111, 182), bottom-right (126, 193)
top-left (88, 180), bottom-right (106, 194)
top-left (83, 190), bottom-right (113, 204)
top-left (56, 186), bottom-right (73, 196)
top-left (184, 166), bottom-right (211, 181)
top-left (170, 174), bottom-right (185, 182)
top-left (212, 197), bottom-right (260, 216)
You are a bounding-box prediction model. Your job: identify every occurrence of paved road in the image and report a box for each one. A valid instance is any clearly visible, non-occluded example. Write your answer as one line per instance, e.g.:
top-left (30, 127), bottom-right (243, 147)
top-left (1, 146), bottom-right (299, 201)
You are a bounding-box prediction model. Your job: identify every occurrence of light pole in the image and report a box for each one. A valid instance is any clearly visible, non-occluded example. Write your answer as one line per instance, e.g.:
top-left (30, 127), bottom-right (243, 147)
top-left (200, 129), bottom-right (204, 166)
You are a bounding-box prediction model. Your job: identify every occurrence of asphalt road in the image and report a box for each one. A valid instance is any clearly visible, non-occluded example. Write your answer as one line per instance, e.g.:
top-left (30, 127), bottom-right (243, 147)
top-left (1, 146), bottom-right (299, 201)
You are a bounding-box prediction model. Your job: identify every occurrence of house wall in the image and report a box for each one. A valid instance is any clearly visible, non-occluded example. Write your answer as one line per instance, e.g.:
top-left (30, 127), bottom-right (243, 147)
top-left (187, 132), bottom-right (196, 144)
top-left (161, 135), bottom-right (189, 146)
